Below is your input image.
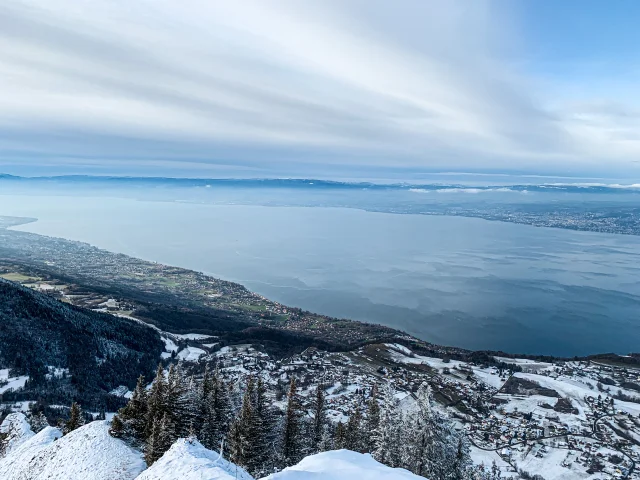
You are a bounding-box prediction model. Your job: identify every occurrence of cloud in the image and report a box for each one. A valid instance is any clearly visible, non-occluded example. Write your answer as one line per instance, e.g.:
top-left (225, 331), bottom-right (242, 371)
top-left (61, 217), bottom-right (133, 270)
top-left (0, 0), bottom-right (639, 177)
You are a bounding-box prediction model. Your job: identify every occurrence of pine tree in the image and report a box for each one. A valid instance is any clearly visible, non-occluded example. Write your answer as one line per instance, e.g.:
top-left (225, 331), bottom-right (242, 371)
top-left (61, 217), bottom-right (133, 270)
top-left (345, 406), bottom-right (364, 452)
top-left (372, 383), bottom-right (403, 467)
top-left (165, 363), bottom-right (189, 440)
top-left (365, 384), bottom-right (380, 452)
top-left (200, 368), bottom-right (232, 450)
top-left (281, 378), bottom-right (303, 466)
top-left (145, 364), bottom-right (167, 439)
top-left (227, 377), bottom-right (257, 470)
top-left (117, 374), bottom-right (148, 440)
top-left (251, 377), bottom-right (277, 475)
top-left (63, 402), bottom-right (85, 435)
top-left (195, 365), bottom-right (212, 436)
top-left (318, 423), bottom-right (334, 452)
top-left (145, 413), bottom-right (174, 466)
top-left (402, 383), bottom-right (472, 480)
top-left (311, 384), bottom-right (326, 452)
top-left (334, 421), bottom-right (347, 449)
top-left (110, 414), bottom-right (125, 438)
top-left (145, 417), bottom-right (162, 466)
top-left (27, 412), bottom-right (50, 433)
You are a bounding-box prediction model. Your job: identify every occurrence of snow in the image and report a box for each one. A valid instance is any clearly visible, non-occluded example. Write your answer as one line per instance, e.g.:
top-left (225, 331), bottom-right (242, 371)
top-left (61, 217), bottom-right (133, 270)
top-left (173, 333), bottom-right (216, 340)
top-left (386, 348), bottom-right (465, 372)
top-left (384, 343), bottom-right (413, 357)
top-left (494, 357), bottom-right (554, 372)
top-left (469, 446), bottom-right (511, 471)
top-left (177, 347), bottom-right (207, 362)
top-left (45, 366), bottom-right (69, 380)
top-left (472, 368), bottom-right (506, 389)
top-left (0, 420), bottom-right (146, 480)
top-left (162, 337), bottom-right (179, 352)
top-left (515, 372), bottom-right (640, 417)
top-left (261, 450), bottom-right (421, 480)
top-left (0, 413), bottom-right (34, 455)
top-left (136, 438), bottom-right (253, 480)
top-left (0, 427), bottom-right (62, 477)
top-left (0, 375), bottom-right (29, 394)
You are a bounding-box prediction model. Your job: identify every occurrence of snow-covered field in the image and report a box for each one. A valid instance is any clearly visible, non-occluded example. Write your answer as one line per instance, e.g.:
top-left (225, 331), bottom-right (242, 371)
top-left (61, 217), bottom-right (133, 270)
top-left (0, 370), bottom-right (29, 395)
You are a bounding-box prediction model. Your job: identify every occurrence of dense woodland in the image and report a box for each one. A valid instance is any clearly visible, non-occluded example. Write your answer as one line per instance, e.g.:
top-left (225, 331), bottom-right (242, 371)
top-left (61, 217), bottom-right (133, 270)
top-left (0, 280), bottom-right (164, 408)
top-left (107, 363), bottom-right (502, 479)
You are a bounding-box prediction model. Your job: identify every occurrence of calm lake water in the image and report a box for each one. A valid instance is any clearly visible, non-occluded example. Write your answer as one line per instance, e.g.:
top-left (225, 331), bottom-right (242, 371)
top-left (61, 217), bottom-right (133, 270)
top-left (3, 194), bottom-right (640, 356)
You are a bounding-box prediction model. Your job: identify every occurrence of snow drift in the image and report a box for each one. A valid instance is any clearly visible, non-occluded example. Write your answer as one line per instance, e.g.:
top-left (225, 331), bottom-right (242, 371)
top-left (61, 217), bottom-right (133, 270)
top-left (0, 426), bottom-right (62, 478)
top-left (261, 450), bottom-right (422, 480)
top-left (1, 420), bottom-right (415, 480)
top-left (0, 420), bottom-right (145, 480)
top-left (136, 438), bottom-right (253, 480)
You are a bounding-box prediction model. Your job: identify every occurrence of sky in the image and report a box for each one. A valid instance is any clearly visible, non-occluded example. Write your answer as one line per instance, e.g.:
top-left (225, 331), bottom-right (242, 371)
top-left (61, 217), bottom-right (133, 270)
top-left (1, 0), bottom-right (640, 180)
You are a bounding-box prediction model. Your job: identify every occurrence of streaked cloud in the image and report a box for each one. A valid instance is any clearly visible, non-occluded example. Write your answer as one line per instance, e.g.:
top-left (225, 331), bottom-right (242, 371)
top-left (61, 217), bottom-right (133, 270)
top-left (0, 0), bottom-right (639, 177)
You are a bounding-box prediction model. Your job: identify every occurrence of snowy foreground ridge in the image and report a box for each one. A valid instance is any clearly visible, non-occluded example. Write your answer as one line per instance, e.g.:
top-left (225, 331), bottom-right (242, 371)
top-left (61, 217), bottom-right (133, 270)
top-left (0, 415), bottom-right (421, 480)
top-left (262, 450), bottom-right (420, 480)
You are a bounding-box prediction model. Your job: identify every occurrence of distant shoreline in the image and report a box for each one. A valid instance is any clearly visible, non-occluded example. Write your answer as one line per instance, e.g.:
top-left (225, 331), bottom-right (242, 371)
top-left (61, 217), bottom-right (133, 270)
top-left (1, 213), bottom-right (638, 362)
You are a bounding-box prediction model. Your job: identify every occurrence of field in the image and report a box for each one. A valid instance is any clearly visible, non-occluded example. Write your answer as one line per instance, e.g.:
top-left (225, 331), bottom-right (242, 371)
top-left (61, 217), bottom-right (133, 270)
top-left (0, 272), bottom-right (39, 283)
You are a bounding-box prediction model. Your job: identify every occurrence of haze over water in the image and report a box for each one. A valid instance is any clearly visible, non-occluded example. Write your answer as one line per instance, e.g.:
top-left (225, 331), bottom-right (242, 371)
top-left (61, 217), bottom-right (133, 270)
top-left (3, 190), bottom-right (640, 357)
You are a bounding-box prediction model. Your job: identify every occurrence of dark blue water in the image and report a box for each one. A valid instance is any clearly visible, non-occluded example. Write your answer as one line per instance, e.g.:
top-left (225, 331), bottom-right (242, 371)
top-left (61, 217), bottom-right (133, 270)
top-left (4, 193), bottom-right (640, 356)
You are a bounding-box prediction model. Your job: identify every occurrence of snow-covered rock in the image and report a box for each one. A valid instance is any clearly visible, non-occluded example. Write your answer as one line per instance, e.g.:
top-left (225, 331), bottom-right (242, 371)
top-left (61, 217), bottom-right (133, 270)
top-left (136, 438), bottom-right (253, 480)
top-left (0, 420), bottom-right (145, 480)
top-left (261, 450), bottom-right (421, 480)
top-left (0, 426), bottom-right (62, 478)
top-left (0, 413), bottom-right (34, 455)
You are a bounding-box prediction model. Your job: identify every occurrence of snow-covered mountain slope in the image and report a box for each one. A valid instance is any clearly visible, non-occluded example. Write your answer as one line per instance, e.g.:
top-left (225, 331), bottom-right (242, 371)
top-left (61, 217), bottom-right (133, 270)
top-left (1, 420), bottom-right (414, 480)
top-left (135, 438), bottom-right (253, 480)
top-left (0, 413), bottom-right (34, 455)
top-left (260, 450), bottom-right (422, 480)
top-left (0, 419), bottom-right (146, 480)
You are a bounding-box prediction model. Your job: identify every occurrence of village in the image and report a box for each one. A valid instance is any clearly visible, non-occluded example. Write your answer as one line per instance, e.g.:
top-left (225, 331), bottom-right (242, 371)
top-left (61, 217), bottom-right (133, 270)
top-left (159, 336), bottom-right (640, 480)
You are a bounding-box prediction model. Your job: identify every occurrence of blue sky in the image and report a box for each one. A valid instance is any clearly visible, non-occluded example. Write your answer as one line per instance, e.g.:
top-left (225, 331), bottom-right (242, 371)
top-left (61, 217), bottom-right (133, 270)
top-left (1, 0), bottom-right (639, 180)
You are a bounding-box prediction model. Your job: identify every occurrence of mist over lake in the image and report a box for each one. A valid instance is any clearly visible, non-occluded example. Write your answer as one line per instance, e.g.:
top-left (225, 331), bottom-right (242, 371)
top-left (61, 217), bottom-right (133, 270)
top-left (3, 190), bottom-right (640, 356)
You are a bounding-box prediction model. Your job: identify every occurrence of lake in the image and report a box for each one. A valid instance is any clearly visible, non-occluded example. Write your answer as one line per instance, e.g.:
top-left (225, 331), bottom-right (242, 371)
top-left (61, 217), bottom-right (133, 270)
top-left (3, 193), bottom-right (640, 356)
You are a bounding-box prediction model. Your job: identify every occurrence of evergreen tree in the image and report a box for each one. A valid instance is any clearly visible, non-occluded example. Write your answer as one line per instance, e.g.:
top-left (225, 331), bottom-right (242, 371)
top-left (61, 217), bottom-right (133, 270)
top-left (145, 364), bottom-right (167, 438)
top-left (145, 413), bottom-right (175, 466)
top-left (117, 374), bottom-right (148, 440)
top-left (200, 368), bottom-right (232, 450)
top-left (165, 363), bottom-right (189, 440)
top-left (402, 383), bottom-right (472, 480)
top-left (251, 377), bottom-right (277, 476)
top-left (27, 412), bottom-right (50, 433)
top-left (227, 377), bottom-right (257, 471)
top-left (365, 384), bottom-right (380, 451)
top-left (109, 414), bottom-right (125, 438)
top-left (195, 365), bottom-right (212, 436)
top-left (318, 422), bottom-right (335, 452)
top-left (372, 384), bottom-right (403, 467)
top-left (311, 384), bottom-right (326, 452)
top-left (281, 378), bottom-right (303, 466)
top-left (345, 406), bottom-right (364, 452)
top-left (63, 402), bottom-right (85, 435)
top-left (334, 421), bottom-right (347, 449)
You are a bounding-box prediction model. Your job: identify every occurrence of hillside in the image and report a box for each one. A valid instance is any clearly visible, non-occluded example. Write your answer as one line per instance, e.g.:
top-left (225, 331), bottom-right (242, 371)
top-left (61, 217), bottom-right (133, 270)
top-left (0, 415), bottom-right (425, 480)
top-left (0, 279), bottom-right (163, 408)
